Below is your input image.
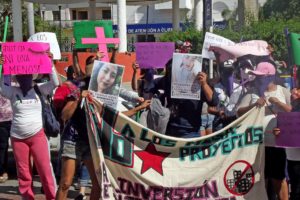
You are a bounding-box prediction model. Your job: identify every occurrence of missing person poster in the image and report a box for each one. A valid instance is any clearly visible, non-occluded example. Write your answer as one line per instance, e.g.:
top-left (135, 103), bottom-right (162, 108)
top-left (171, 53), bottom-right (202, 100)
top-left (89, 60), bottom-right (124, 108)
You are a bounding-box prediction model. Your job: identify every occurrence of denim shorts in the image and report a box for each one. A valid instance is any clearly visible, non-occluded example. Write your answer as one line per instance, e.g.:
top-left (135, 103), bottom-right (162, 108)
top-left (61, 139), bottom-right (91, 161)
top-left (199, 114), bottom-right (214, 132)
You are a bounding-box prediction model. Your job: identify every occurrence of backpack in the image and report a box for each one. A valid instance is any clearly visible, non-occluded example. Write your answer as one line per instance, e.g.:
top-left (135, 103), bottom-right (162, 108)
top-left (34, 85), bottom-right (60, 138)
top-left (139, 97), bottom-right (170, 134)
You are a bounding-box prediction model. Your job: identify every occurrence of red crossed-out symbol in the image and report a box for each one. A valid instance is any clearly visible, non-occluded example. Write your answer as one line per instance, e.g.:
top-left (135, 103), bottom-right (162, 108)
top-left (223, 160), bottom-right (255, 196)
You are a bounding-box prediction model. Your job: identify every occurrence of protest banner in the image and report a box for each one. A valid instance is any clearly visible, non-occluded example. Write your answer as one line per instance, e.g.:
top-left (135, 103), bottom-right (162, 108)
top-left (209, 40), bottom-right (270, 62)
top-left (171, 53), bottom-right (202, 100)
top-left (28, 32), bottom-right (61, 60)
top-left (135, 42), bottom-right (175, 69)
top-left (73, 20), bottom-right (114, 49)
top-left (82, 27), bottom-right (120, 62)
top-left (2, 42), bottom-right (52, 75)
top-left (84, 97), bottom-right (267, 200)
top-left (202, 32), bottom-right (235, 60)
top-left (88, 60), bottom-right (124, 108)
top-left (276, 112), bottom-right (300, 148)
top-left (289, 33), bottom-right (300, 66)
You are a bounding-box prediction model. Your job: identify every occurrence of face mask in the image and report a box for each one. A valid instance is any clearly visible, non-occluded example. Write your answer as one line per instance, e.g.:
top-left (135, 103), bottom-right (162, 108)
top-left (16, 75), bottom-right (33, 96)
top-left (220, 69), bottom-right (234, 96)
top-left (254, 75), bottom-right (275, 97)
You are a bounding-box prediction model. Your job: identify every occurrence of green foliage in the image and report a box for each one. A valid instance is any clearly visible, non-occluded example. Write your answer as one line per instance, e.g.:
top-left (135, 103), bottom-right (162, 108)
top-left (262, 0), bottom-right (300, 20)
top-left (160, 16), bottom-right (300, 63)
top-left (159, 26), bottom-right (203, 54)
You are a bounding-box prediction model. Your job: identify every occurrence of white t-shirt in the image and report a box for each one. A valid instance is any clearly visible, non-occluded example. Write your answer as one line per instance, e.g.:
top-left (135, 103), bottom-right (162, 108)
top-left (286, 148), bottom-right (300, 161)
top-left (237, 85), bottom-right (291, 146)
top-left (0, 69), bottom-right (59, 139)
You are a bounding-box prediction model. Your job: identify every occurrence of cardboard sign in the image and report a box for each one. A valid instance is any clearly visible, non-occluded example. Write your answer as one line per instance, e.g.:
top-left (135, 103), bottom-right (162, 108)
top-left (88, 60), bottom-right (124, 108)
top-left (82, 27), bottom-right (120, 62)
top-left (171, 53), bottom-right (202, 100)
top-left (2, 42), bottom-right (52, 75)
top-left (73, 20), bottom-right (114, 49)
top-left (28, 32), bottom-right (61, 60)
top-left (202, 32), bottom-right (235, 60)
top-left (276, 112), bottom-right (300, 147)
top-left (135, 42), bottom-right (175, 68)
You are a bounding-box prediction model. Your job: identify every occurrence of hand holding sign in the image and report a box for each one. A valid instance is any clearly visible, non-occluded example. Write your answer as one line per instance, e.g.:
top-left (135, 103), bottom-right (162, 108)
top-left (2, 42), bottom-right (52, 75)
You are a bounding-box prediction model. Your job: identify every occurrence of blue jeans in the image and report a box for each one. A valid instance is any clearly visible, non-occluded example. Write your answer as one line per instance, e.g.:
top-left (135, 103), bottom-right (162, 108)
top-left (199, 114), bottom-right (214, 132)
top-left (79, 163), bottom-right (90, 187)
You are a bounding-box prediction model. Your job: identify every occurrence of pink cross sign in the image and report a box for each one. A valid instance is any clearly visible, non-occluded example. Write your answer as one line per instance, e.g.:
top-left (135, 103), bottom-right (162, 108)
top-left (82, 27), bottom-right (120, 62)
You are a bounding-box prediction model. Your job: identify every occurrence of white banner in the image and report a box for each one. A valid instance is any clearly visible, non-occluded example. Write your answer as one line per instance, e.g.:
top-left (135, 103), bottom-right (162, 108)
top-left (85, 98), bottom-right (267, 200)
top-left (202, 32), bottom-right (235, 60)
top-left (28, 32), bottom-right (61, 60)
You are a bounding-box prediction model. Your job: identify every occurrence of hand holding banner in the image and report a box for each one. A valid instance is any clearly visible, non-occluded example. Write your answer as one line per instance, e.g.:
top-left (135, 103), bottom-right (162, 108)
top-left (2, 42), bottom-right (52, 75)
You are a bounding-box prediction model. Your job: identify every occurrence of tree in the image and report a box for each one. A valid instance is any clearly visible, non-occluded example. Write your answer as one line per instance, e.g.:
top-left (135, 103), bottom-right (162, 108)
top-left (262, 0), bottom-right (300, 20)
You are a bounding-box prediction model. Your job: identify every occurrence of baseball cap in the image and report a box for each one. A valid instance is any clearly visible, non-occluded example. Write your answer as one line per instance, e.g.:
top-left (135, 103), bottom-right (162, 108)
top-left (247, 62), bottom-right (276, 75)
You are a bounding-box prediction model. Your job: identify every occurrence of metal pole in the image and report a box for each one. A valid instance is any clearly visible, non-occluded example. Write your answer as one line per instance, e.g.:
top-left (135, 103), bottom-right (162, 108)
top-left (209, 26), bottom-right (214, 79)
top-left (58, 5), bottom-right (62, 48)
top-left (145, 5), bottom-right (149, 42)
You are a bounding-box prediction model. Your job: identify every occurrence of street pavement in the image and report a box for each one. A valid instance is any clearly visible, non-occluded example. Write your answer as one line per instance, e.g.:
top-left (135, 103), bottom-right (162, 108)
top-left (0, 150), bottom-right (90, 200)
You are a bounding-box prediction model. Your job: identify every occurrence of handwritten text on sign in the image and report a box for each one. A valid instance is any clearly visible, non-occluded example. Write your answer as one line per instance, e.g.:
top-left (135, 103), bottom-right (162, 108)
top-left (277, 112), bottom-right (300, 148)
top-left (28, 32), bottom-right (61, 60)
top-left (2, 42), bottom-right (52, 75)
top-left (135, 42), bottom-right (175, 69)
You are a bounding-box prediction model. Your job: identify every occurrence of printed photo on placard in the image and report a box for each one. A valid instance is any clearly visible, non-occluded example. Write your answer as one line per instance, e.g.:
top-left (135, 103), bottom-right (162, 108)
top-left (171, 53), bottom-right (202, 100)
top-left (89, 61), bottom-right (124, 108)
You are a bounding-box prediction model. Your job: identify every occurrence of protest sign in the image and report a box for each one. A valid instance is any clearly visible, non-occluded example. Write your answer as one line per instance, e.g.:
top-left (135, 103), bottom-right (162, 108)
top-left (84, 98), bottom-right (267, 200)
top-left (202, 32), bottom-right (235, 60)
top-left (88, 60), bottom-right (124, 108)
top-left (73, 20), bottom-right (113, 49)
top-left (2, 42), bottom-right (52, 75)
top-left (135, 42), bottom-right (175, 69)
top-left (276, 112), bottom-right (300, 147)
top-left (209, 40), bottom-right (270, 62)
top-left (290, 33), bottom-right (300, 65)
top-left (28, 32), bottom-right (61, 60)
top-left (82, 27), bottom-right (120, 62)
top-left (171, 53), bottom-right (202, 100)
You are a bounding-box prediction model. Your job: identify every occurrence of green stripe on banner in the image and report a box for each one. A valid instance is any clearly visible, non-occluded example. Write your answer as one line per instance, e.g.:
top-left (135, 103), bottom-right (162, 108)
top-left (0, 16), bottom-right (9, 76)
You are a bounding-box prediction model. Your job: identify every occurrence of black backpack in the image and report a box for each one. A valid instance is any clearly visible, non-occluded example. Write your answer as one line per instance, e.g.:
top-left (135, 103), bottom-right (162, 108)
top-left (34, 85), bottom-right (60, 138)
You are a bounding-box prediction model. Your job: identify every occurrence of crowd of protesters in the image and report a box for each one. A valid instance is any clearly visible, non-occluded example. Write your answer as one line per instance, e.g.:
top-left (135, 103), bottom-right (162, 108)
top-left (0, 38), bottom-right (299, 200)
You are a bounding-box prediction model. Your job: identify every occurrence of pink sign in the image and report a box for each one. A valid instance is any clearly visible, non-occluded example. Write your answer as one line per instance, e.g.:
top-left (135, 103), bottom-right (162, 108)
top-left (2, 42), bottom-right (52, 75)
top-left (135, 42), bottom-right (175, 69)
top-left (82, 27), bottom-right (120, 62)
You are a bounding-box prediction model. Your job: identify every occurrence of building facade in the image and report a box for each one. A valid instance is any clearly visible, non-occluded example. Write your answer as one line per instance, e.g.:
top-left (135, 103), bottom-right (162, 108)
top-left (41, 0), bottom-right (267, 51)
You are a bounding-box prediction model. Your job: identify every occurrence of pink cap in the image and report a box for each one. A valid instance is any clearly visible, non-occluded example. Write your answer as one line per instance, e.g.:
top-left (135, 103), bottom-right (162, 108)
top-left (248, 62), bottom-right (276, 75)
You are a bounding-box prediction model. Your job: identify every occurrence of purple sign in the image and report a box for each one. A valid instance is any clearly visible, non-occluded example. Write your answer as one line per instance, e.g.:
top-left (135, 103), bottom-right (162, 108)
top-left (135, 42), bottom-right (175, 69)
top-left (276, 112), bottom-right (300, 147)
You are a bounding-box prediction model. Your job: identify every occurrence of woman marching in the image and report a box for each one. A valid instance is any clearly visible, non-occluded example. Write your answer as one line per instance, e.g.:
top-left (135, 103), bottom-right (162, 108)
top-left (0, 52), bottom-right (59, 200)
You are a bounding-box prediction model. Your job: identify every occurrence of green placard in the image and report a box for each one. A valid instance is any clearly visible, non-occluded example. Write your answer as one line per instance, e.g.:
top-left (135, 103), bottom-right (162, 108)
top-left (290, 33), bottom-right (300, 66)
top-left (73, 20), bottom-right (114, 49)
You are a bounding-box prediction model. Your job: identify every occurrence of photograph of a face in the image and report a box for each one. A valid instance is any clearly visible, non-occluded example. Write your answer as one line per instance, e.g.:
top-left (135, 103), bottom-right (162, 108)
top-left (171, 53), bottom-right (202, 100)
top-left (89, 61), bottom-right (124, 108)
